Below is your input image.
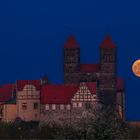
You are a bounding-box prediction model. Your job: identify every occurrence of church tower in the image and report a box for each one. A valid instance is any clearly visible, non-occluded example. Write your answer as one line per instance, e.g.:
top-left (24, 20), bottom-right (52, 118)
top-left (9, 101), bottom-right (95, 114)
top-left (98, 35), bottom-right (117, 107)
top-left (64, 35), bottom-right (80, 83)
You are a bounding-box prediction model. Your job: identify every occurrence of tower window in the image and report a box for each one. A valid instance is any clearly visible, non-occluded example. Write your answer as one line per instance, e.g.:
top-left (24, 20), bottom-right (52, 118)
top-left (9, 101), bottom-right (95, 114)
top-left (103, 55), bottom-right (112, 62)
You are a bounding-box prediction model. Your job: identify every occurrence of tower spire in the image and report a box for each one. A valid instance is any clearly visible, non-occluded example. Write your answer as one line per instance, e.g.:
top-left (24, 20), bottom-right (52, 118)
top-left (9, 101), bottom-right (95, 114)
top-left (100, 35), bottom-right (115, 49)
top-left (64, 34), bottom-right (79, 48)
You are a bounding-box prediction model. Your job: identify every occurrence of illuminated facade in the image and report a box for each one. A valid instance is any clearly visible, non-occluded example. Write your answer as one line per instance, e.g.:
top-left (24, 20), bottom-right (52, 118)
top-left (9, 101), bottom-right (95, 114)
top-left (0, 34), bottom-right (125, 123)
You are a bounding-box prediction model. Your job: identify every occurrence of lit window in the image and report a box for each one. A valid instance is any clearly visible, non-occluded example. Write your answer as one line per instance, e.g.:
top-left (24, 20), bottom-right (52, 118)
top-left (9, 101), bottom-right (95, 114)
top-left (23, 84), bottom-right (36, 91)
top-left (88, 95), bottom-right (90, 99)
top-left (60, 104), bottom-right (64, 110)
top-left (52, 104), bottom-right (56, 110)
top-left (22, 103), bottom-right (27, 110)
top-left (45, 104), bottom-right (49, 110)
top-left (73, 102), bottom-right (77, 107)
top-left (78, 102), bottom-right (82, 107)
top-left (67, 104), bottom-right (71, 110)
top-left (34, 102), bottom-right (38, 110)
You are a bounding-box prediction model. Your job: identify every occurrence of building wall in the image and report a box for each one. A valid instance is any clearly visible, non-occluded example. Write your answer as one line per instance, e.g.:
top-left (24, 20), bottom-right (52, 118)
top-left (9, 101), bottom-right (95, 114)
top-left (17, 85), bottom-right (40, 121)
top-left (40, 105), bottom-right (95, 125)
top-left (64, 72), bottom-right (99, 83)
top-left (17, 99), bottom-right (40, 121)
top-left (3, 104), bottom-right (17, 122)
top-left (116, 91), bottom-right (125, 120)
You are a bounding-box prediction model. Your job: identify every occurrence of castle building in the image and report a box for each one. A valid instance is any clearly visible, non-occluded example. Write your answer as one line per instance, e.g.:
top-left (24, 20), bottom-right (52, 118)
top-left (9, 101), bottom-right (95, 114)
top-left (64, 35), bottom-right (117, 106)
top-left (0, 34), bottom-right (125, 123)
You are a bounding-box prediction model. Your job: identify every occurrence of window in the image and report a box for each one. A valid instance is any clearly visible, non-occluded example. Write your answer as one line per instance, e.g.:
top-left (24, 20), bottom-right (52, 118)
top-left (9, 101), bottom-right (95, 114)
top-left (85, 103), bottom-right (91, 109)
top-left (34, 102), bottom-right (38, 110)
top-left (52, 104), bottom-right (56, 110)
top-left (35, 113), bottom-right (37, 117)
top-left (94, 96), bottom-right (97, 100)
top-left (45, 104), bottom-right (49, 110)
top-left (78, 102), bottom-right (82, 107)
top-left (23, 84), bottom-right (36, 91)
top-left (67, 104), bottom-right (71, 110)
top-left (77, 95), bottom-right (79, 98)
top-left (22, 103), bottom-right (27, 110)
top-left (60, 104), bottom-right (64, 110)
top-left (73, 102), bottom-right (77, 107)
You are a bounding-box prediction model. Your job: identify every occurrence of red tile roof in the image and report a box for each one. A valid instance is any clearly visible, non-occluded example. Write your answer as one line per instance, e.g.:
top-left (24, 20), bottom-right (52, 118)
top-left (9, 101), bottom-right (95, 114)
top-left (80, 64), bottom-right (100, 73)
top-left (0, 84), bottom-right (15, 103)
top-left (86, 82), bottom-right (96, 94)
top-left (16, 80), bottom-right (41, 91)
top-left (64, 34), bottom-right (79, 49)
top-left (41, 84), bottom-right (78, 104)
top-left (100, 35), bottom-right (115, 49)
top-left (41, 82), bottom-right (96, 105)
top-left (117, 78), bottom-right (124, 91)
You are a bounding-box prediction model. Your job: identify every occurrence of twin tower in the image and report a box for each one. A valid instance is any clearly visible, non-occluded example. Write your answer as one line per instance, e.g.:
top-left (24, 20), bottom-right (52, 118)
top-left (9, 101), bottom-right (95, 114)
top-left (63, 34), bottom-right (117, 107)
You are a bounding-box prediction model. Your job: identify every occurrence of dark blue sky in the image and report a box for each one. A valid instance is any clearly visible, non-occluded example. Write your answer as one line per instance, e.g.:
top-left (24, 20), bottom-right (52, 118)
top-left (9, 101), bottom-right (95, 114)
top-left (0, 0), bottom-right (139, 120)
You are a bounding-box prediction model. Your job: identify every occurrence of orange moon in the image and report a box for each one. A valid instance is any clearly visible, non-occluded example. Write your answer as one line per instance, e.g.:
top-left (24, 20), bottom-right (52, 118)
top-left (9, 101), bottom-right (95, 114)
top-left (132, 60), bottom-right (140, 77)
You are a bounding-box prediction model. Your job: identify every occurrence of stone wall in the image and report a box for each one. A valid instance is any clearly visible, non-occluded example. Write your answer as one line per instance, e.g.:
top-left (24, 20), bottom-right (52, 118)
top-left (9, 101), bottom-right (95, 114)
top-left (3, 104), bottom-right (17, 122)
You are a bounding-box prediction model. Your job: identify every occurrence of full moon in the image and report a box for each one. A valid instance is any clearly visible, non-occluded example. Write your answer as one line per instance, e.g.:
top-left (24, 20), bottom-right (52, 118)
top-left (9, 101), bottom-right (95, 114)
top-left (132, 60), bottom-right (140, 77)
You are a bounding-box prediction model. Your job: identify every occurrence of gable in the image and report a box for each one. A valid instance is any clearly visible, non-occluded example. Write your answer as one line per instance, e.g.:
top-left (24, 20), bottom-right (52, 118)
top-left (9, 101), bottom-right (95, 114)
top-left (23, 84), bottom-right (37, 91)
top-left (72, 83), bottom-right (97, 102)
top-left (16, 80), bottom-right (41, 91)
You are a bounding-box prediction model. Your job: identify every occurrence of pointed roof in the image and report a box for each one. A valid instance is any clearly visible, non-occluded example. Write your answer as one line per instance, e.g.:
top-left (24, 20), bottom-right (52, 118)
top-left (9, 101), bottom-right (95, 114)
top-left (80, 82), bottom-right (96, 94)
top-left (100, 35), bottom-right (115, 49)
top-left (16, 80), bottom-right (41, 91)
top-left (64, 34), bottom-right (79, 49)
top-left (0, 84), bottom-right (15, 103)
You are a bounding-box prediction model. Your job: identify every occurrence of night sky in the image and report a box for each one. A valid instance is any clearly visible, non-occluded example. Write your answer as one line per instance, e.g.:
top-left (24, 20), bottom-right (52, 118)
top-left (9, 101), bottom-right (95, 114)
top-left (0, 0), bottom-right (139, 120)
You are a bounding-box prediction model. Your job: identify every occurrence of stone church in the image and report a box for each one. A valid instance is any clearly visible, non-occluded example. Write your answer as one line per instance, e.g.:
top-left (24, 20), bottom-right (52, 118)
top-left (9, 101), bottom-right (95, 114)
top-left (0, 34), bottom-right (125, 123)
